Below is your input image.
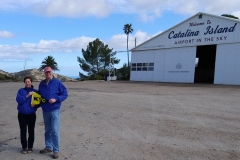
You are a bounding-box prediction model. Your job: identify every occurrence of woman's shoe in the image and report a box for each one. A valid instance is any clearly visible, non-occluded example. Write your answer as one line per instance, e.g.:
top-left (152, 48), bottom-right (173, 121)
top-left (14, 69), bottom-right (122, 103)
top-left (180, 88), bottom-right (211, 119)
top-left (21, 148), bottom-right (27, 154)
top-left (27, 148), bottom-right (33, 153)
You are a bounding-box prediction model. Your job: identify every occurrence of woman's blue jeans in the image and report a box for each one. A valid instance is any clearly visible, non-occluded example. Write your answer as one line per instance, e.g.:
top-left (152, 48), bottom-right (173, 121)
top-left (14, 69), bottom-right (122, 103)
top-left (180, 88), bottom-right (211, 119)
top-left (43, 110), bottom-right (60, 153)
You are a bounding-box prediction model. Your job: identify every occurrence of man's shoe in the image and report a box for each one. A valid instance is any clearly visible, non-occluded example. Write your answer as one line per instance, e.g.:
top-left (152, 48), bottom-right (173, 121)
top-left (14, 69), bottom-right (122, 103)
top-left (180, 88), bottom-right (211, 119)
top-left (52, 152), bottom-right (59, 159)
top-left (40, 148), bottom-right (52, 154)
top-left (27, 148), bottom-right (33, 153)
top-left (21, 148), bottom-right (27, 154)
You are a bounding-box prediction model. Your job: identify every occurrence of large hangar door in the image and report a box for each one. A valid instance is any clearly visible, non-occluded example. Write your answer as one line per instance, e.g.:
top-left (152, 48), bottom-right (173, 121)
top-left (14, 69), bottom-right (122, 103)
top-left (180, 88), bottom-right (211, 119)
top-left (194, 45), bottom-right (216, 83)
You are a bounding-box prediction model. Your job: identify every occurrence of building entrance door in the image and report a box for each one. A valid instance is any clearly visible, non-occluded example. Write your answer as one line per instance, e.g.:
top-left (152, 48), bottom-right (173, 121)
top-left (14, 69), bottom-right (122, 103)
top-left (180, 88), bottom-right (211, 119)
top-left (194, 45), bottom-right (216, 83)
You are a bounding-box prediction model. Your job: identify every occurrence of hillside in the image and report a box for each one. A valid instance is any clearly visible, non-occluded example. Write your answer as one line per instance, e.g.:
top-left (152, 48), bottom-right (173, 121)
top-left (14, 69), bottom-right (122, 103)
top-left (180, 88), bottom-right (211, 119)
top-left (0, 69), bottom-right (77, 82)
top-left (0, 70), bottom-right (17, 81)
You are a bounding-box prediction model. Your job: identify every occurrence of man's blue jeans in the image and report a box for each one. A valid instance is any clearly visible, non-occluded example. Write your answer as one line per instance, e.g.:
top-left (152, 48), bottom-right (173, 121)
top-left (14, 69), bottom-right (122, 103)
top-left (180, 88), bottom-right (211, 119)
top-left (43, 110), bottom-right (60, 153)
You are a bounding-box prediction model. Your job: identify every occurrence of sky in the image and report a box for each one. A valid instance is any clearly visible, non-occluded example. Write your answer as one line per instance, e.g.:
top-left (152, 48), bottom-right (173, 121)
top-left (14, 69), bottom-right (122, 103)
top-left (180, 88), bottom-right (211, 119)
top-left (0, 0), bottom-right (240, 78)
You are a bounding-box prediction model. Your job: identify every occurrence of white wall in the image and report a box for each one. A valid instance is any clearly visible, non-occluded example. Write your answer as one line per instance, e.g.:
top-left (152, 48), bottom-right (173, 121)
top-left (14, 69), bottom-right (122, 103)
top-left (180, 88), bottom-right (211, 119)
top-left (131, 50), bottom-right (155, 81)
top-left (215, 43), bottom-right (240, 85)
top-left (130, 47), bottom-right (196, 83)
top-left (162, 47), bottom-right (196, 83)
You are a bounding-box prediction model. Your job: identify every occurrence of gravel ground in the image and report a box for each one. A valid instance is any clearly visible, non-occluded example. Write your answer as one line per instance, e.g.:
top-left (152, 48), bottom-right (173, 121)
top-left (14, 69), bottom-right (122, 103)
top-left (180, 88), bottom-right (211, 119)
top-left (0, 81), bottom-right (239, 160)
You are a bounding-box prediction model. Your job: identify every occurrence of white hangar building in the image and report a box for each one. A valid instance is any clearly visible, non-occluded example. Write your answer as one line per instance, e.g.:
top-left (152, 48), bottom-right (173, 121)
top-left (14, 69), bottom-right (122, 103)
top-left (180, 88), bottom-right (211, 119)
top-left (130, 12), bottom-right (240, 85)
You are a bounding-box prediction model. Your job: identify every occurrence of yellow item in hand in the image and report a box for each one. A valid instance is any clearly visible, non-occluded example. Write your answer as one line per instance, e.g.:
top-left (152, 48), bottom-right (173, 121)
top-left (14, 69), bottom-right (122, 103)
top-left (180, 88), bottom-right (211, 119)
top-left (31, 92), bottom-right (41, 105)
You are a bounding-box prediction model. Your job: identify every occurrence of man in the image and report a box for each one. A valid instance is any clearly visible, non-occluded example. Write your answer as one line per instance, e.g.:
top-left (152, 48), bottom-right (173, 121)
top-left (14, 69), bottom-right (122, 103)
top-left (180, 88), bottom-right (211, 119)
top-left (38, 66), bottom-right (68, 159)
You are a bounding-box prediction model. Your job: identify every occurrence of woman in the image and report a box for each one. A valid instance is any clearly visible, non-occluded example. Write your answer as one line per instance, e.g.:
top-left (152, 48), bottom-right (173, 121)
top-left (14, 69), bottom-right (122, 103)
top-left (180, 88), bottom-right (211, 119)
top-left (16, 76), bottom-right (38, 154)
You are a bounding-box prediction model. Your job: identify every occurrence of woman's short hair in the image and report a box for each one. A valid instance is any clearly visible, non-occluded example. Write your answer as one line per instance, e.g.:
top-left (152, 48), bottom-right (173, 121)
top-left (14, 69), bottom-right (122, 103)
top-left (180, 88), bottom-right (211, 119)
top-left (23, 76), bottom-right (33, 83)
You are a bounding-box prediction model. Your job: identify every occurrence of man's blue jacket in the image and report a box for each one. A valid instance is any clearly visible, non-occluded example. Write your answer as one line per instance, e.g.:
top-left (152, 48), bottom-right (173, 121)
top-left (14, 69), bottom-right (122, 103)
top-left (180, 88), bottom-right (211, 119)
top-left (38, 77), bottom-right (68, 112)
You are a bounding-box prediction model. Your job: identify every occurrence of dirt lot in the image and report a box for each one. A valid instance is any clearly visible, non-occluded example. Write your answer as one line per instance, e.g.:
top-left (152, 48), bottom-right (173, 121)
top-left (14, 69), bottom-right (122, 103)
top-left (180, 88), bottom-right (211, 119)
top-left (0, 81), bottom-right (239, 160)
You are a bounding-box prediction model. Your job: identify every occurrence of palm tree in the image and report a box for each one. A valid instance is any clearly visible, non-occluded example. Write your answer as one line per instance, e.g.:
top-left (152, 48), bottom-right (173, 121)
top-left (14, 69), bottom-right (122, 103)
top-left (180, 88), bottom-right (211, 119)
top-left (39, 55), bottom-right (59, 72)
top-left (123, 23), bottom-right (134, 67)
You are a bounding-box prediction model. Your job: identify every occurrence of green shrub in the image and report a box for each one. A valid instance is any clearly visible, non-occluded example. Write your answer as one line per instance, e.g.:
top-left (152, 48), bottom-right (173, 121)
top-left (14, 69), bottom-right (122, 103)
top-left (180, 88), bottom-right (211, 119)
top-left (89, 75), bottom-right (103, 80)
top-left (0, 73), bottom-right (16, 81)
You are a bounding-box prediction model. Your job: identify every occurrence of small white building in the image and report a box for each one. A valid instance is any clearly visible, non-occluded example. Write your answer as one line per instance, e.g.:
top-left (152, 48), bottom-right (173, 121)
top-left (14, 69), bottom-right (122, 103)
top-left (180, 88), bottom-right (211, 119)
top-left (130, 12), bottom-right (240, 85)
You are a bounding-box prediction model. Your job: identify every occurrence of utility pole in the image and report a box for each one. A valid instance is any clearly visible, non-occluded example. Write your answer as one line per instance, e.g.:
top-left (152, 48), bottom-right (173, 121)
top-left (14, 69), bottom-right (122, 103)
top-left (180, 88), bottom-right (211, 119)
top-left (135, 37), bottom-right (136, 47)
top-left (24, 59), bottom-right (27, 70)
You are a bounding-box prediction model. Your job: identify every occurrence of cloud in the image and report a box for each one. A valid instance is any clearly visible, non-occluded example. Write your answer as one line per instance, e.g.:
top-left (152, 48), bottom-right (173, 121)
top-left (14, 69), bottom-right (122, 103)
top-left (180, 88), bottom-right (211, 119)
top-left (231, 11), bottom-right (240, 18)
top-left (203, 0), bottom-right (240, 15)
top-left (112, 0), bottom-right (240, 21)
top-left (32, 0), bottom-right (115, 18)
top-left (0, 31), bottom-right (15, 38)
top-left (107, 29), bottom-right (155, 51)
top-left (0, 36), bottom-right (95, 60)
top-left (169, 0), bottom-right (200, 15)
top-left (1, 0), bottom-right (240, 21)
top-left (0, 0), bottom-right (44, 12)
top-left (0, 30), bottom-right (156, 60)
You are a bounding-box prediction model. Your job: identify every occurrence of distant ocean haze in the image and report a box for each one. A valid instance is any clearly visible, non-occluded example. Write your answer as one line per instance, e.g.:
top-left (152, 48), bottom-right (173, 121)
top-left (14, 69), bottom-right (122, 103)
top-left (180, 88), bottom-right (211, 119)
top-left (69, 76), bottom-right (79, 79)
